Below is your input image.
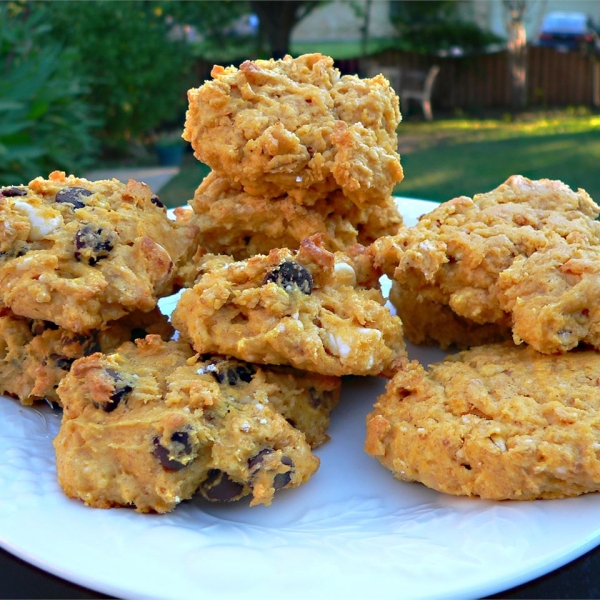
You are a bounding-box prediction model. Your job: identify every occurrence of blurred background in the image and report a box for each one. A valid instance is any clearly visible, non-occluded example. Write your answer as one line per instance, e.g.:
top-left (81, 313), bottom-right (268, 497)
top-left (1, 0), bottom-right (599, 207)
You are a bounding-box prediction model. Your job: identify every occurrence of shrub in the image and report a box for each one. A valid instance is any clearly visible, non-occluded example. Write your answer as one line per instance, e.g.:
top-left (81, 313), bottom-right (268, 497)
top-left (44, 1), bottom-right (196, 152)
top-left (0, 4), bottom-right (100, 185)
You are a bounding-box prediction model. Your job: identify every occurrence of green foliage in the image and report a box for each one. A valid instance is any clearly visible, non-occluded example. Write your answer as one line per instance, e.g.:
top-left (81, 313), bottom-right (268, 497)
top-left (0, 4), bottom-right (100, 185)
top-left (160, 0), bottom-right (252, 44)
top-left (44, 1), bottom-right (196, 151)
top-left (389, 0), bottom-right (501, 54)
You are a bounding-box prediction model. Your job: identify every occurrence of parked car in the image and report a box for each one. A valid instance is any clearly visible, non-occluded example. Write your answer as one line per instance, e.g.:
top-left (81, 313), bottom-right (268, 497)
top-left (538, 11), bottom-right (600, 53)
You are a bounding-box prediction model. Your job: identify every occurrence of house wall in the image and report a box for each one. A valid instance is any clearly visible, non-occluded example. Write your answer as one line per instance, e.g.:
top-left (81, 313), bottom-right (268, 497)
top-left (292, 0), bottom-right (600, 45)
top-left (292, 0), bottom-right (396, 42)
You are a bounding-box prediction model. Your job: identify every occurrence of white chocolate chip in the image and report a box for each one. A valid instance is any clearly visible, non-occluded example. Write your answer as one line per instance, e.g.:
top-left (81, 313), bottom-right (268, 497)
top-left (13, 200), bottom-right (62, 240)
top-left (327, 332), bottom-right (351, 358)
top-left (333, 262), bottom-right (356, 286)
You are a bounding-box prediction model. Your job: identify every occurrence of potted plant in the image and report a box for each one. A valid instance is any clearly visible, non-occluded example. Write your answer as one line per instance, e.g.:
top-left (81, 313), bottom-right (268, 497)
top-left (154, 129), bottom-right (186, 167)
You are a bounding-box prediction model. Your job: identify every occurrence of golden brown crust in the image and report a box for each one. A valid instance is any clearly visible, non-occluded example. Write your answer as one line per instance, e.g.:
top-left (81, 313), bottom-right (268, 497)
top-left (0, 306), bottom-right (173, 405)
top-left (185, 172), bottom-right (403, 260)
top-left (0, 172), bottom-right (198, 331)
top-left (172, 237), bottom-right (405, 376)
top-left (183, 54), bottom-right (403, 206)
top-left (369, 175), bottom-right (600, 353)
top-left (366, 342), bottom-right (600, 500)
top-left (54, 336), bottom-right (322, 512)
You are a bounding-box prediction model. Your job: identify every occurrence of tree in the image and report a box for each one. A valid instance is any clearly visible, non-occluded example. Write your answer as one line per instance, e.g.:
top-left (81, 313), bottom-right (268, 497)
top-left (503, 0), bottom-right (529, 111)
top-left (44, 1), bottom-right (196, 151)
top-left (160, 1), bottom-right (252, 46)
top-left (249, 0), bottom-right (324, 58)
top-left (389, 0), bottom-right (501, 55)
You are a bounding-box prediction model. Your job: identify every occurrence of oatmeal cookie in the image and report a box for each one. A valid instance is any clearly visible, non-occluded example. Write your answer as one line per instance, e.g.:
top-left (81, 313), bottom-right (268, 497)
top-left (0, 306), bottom-right (173, 406)
top-left (182, 171), bottom-right (403, 260)
top-left (54, 336), bottom-right (321, 513)
top-left (370, 175), bottom-right (600, 352)
top-left (0, 172), bottom-right (197, 332)
top-left (366, 342), bottom-right (600, 500)
top-left (184, 53), bottom-right (403, 206)
top-left (171, 236), bottom-right (405, 376)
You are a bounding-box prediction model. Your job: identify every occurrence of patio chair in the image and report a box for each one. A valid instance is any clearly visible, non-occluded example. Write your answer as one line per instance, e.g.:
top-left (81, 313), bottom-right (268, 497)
top-left (364, 63), bottom-right (402, 94)
top-left (399, 65), bottom-right (440, 121)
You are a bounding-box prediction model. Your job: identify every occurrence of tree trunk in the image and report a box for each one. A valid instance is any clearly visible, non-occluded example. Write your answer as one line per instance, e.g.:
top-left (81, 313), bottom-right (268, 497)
top-left (360, 0), bottom-right (372, 60)
top-left (250, 1), bottom-right (303, 59)
top-left (503, 0), bottom-right (528, 112)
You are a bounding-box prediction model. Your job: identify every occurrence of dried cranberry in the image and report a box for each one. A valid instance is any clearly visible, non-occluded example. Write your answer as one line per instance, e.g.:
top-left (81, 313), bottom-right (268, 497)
top-left (263, 261), bottom-right (312, 294)
top-left (200, 470), bottom-right (245, 502)
top-left (153, 431), bottom-right (193, 471)
top-left (208, 359), bottom-right (255, 386)
top-left (92, 368), bottom-right (132, 412)
top-left (1, 187), bottom-right (27, 197)
top-left (55, 186), bottom-right (92, 208)
top-left (74, 224), bottom-right (115, 265)
top-left (151, 195), bottom-right (165, 209)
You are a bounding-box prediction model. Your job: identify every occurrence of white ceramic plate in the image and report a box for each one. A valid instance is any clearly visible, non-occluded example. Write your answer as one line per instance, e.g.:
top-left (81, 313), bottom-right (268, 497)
top-left (1, 198), bottom-right (599, 600)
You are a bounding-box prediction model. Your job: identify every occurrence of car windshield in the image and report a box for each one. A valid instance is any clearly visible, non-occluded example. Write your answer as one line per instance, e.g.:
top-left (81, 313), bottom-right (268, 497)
top-left (541, 12), bottom-right (589, 34)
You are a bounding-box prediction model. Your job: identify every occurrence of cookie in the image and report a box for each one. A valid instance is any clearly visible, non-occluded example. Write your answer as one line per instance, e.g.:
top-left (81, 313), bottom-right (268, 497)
top-left (0, 306), bottom-right (173, 405)
top-left (388, 282), bottom-right (512, 350)
top-left (370, 175), bottom-right (600, 352)
top-left (54, 336), bottom-right (322, 512)
top-left (365, 342), bottom-right (600, 500)
top-left (181, 171), bottom-right (403, 260)
top-left (183, 53), bottom-right (403, 206)
top-left (171, 236), bottom-right (405, 376)
top-left (0, 172), bottom-right (198, 332)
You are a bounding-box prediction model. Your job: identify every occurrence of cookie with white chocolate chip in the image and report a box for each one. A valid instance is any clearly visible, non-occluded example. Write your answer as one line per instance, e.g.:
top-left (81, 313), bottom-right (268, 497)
top-left (366, 342), bottom-right (600, 500)
top-left (0, 171), bottom-right (197, 332)
top-left (171, 235), bottom-right (405, 377)
top-left (54, 336), bottom-right (323, 513)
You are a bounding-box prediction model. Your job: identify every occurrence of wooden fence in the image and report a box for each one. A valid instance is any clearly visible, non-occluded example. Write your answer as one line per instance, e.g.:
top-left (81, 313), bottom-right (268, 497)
top-left (367, 45), bottom-right (600, 110)
top-left (193, 46), bottom-right (600, 111)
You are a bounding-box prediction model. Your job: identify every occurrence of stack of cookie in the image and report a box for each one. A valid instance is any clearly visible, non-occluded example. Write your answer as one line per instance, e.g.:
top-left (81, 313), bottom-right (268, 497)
top-left (0, 55), bottom-right (410, 514)
top-left (0, 171), bottom-right (195, 405)
top-left (181, 53), bottom-right (405, 259)
top-left (365, 175), bottom-right (600, 501)
top-left (0, 170), bottom-right (345, 512)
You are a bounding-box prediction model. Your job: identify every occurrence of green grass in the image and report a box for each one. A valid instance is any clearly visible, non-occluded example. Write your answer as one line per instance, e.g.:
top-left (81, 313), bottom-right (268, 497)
top-left (158, 111), bottom-right (600, 207)
top-left (395, 112), bottom-right (600, 202)
top-left (397, 129), bottom-right (600, 202)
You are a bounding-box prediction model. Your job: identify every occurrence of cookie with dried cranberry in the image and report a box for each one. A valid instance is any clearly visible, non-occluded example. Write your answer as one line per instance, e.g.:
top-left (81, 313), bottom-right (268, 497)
top-left (366, 342), bottom-right (600, 500)
top-left (54, 336), bottom-right (320, 513)
top-left (0, 306), bottom-right (173, 406)
top-left (183, 53), bottom-right (403, 206)
top-left (180, 171), bottom-right (403, 261)
top-left (0, 171), bottom-right (197, 332)
top-left (200, 357), bottom-right (341, 448)
top-left (171, 235), bottom-right (405, 376)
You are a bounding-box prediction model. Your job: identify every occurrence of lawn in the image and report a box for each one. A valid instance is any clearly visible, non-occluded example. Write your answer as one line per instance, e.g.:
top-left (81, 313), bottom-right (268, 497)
top-left (158, 111), bottom-right (600, 208)
top-left (396, 111), bottom-right (600, 202)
